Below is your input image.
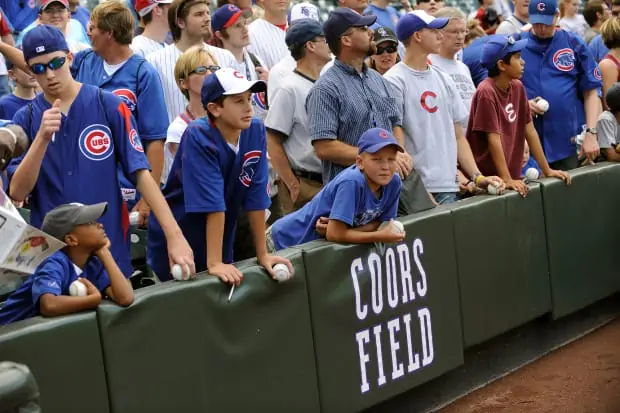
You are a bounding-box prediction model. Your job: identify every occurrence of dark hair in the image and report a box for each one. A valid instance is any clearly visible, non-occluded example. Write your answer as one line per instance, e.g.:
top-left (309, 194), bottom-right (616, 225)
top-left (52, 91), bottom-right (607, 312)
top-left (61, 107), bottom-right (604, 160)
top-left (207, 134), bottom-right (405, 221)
top-left (327, 35), bottom-right (341, 57)
top-left (583, 0), bottom-right (605, 27)
top-left (606, 84), bottom-right (620, 114)
top-left (169, 0), bottom-right (210, 42)
top-left (290, 44), bottom-right (307, 61)
top-left (205, 95), bottom-right (228, 123)
top-left (487, 50), bottom-right (518, 77)
top-left (213, 27), bottom-right (229, 48)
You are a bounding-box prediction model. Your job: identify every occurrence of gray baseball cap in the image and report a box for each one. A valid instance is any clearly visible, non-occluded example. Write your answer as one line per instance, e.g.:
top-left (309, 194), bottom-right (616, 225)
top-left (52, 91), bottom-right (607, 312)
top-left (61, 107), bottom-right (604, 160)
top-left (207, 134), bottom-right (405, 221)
top-left (41, 202), bottom-right (108, 241)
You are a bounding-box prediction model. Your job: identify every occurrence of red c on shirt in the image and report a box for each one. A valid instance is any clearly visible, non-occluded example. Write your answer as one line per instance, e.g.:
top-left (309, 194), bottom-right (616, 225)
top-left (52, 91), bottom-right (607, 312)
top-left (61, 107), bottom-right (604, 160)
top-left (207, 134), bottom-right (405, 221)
top-left (420, 91), bottom-right (438, 113)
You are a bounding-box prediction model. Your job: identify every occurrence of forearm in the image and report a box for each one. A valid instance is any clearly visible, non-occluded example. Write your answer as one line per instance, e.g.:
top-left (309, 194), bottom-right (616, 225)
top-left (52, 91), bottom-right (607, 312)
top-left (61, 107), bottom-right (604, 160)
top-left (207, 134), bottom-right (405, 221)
top-left (355, 220), bottom-right (381, 232)
top-left (0, 42), bottom-right (28, 73)
top-left (525, 123), bottom-right (552, 172)
top-left (326, 226), bottom-right (385, 244)
top-left (266, 132), bottom-right (297, 186)
top-left (10, 138), bottom-right (47, 201)
top-left (605, 148), bottom-right (620, 162)
top-left (1, 34), bottom-right (14, 47)
top-left (98, 249), bottom-right (134, 306)
top-left (584, 90), bottom-right (602, 129)
top-left (39, 294), bottom-right (100, 317)
top-left (487, 134), bottom-right (512, 180)
top-left (146, 140), bottom-right (164, 187)
top-left (392, 126), bottom-right (406, 148)
top-left (313, 139), bottom-right (358, 166)
top-left (206, 211), bottom-right (226, 268)
top-left (247, 209), bottom-right (268, 259)
top-left (135, 169), bottom-right (182, 238)
top-left (456, 135), bottom-right (481, 179)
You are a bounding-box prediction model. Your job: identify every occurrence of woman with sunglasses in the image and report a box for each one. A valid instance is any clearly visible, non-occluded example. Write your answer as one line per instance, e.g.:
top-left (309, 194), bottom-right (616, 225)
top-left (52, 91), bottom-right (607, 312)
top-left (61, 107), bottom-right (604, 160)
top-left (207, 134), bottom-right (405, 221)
top-left (163, 45), bottom-right (220, 184)
top-left (368, 26), bottom-right (400, 75)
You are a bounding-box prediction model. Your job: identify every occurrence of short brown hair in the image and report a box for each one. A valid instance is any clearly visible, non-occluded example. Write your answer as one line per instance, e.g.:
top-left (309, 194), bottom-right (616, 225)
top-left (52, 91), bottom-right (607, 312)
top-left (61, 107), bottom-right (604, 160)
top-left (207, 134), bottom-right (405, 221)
top-left (174, 45), bottom-right (218, 100)
top-left (169, 0), bottom-right (210, 42)
top-left (583, 0), bottom-right (605, 27)
top-left (90, 0), bottom-right (135, 45)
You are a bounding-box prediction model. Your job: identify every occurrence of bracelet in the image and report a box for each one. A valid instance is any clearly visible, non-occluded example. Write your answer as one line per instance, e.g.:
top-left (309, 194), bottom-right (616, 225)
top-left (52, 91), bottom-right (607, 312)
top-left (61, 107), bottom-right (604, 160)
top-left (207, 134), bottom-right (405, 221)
top-left (473, 173), bottom-right (485, 186)
top-left (0, 127), bottom-right (16, 146)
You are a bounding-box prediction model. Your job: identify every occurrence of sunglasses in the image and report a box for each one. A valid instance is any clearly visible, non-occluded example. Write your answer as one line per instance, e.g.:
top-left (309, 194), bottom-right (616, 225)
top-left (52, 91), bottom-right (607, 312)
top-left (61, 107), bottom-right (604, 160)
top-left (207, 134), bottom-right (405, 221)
top-left (189, 65), bottom-right (220, 76)
top-left (376, 45), bottom-right (397, 55)
top-left (29, 56), bottom-right (66, 75)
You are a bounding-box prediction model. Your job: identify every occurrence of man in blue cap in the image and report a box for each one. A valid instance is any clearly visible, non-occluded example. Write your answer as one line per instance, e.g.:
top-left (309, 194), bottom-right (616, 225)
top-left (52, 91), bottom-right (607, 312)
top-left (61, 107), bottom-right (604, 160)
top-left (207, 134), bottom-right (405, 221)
top-left (514, 0), bottom-right (602, 169)
top-left (265, 19), bottom-right (331, 214)
top-left (306, 8), bottom-right (412, 184)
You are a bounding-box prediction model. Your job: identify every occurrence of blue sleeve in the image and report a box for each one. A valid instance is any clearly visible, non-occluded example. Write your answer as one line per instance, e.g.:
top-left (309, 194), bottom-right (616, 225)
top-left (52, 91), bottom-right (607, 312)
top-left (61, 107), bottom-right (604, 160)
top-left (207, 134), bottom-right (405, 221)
top-left (30, 259), bottom-right (66, 306)
top-left (102, 91), bottom-right (150, 185)
top-left (571, 33), bottom-right (603, 93)
top-left (70, 49), bottom-right (90, 79)
top-left (379, 175), bottom-right (402, 222)
top-left (136, 62), bottom-right (168, 141)
top-left (85, 258), bottom-right (111, 294)
top-left (6, 106), bottom-right (31, 183)
top-left (328, 180), bottom-right (360, 226)
top-left (244, 122), bottom-right (271, 211)
top-left (182, 126), bottom-right (226, 213)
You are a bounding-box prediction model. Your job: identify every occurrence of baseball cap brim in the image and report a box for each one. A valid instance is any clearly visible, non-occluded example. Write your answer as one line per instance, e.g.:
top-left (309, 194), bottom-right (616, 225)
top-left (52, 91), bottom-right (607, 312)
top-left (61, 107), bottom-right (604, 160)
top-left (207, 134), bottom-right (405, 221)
top-left (356, 14), bottom-right (378, 28)
top-left (223, 79), bottom-right (267, 96)
top-left (505, 38), bottom-right (528, 54)
top-left (363, 142), bottom-right (404, 154)
top-left (427, 17), bottom-right (449, 29)
top-left (42, 0), bottom-right (69, 10)
top-left (75, 203), bottom-right (108, 226)
top-left (529, 14), bottom-right (555, 25)
top-left (375, 37), bottom-right (398, 45)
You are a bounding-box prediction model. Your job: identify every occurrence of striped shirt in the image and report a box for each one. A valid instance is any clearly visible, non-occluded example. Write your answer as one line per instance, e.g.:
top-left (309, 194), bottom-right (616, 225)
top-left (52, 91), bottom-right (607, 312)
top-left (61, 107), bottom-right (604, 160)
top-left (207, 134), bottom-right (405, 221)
top-left (131, 35), bottom-right (165, 58)
top-left (306, 59), bottom-right (403, 183)
top-left (247, 19), bottom-right (288, 69)
top-left (147, 43), bottom-right (238, 123)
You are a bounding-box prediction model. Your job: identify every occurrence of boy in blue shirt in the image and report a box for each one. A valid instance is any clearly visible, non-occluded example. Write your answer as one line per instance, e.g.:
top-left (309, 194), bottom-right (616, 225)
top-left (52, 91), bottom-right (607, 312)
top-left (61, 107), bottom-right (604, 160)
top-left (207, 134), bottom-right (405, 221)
top-left (147, 68), bottom-right (293, 286)
top-left (267, 128), bottom-right (406, 251)
top-left (0, 202), bottom-right (134, 325)
top-left (0, 57), bottom-right (38, 120)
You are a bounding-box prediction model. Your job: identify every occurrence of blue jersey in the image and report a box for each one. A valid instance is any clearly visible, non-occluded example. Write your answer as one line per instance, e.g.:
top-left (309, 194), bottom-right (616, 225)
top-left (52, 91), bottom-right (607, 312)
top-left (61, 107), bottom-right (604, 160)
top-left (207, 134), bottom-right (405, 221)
top-left (463, 36), bottom-right (491, 87)
top-left (270, 166), bottom-right (402, 250)
top-left (7, 85), bottom-right (150, 278)
top-left (17, 19), bottom-right (90, 46)
top-left (147, 118), bottom-right (271, 280)
top-left (0, 251), bottom-right (110, 325)
top-left (589, 34), bottom-right (609, 63)
top-left (365, 4), bottom-right (400, 31)
top-left (0, 94), bottom-right (34, 120)
top-left (0, 0), bottom-right (37, 33)
top-left (517, 30), bottom-right (601, 163)
top-left (71, 6), bottom-right (90, 31)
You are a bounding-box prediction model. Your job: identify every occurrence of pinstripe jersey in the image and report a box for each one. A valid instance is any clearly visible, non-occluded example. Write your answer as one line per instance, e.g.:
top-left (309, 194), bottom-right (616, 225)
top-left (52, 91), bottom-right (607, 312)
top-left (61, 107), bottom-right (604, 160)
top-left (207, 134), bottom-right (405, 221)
top-left (247, 19), bottom-right (288, 69)
top-left (306, 59), bottom-right (403, 183)
top-left (131, 35), bottom-right (165, 58)
top-left (147, 43), bottom-right (238, 123)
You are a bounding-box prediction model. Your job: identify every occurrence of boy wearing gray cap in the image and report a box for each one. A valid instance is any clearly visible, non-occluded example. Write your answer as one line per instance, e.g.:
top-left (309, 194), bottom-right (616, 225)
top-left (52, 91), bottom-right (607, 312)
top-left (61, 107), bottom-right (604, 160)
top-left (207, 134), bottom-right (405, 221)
top-left (0, 202), bottom-right (134, 325)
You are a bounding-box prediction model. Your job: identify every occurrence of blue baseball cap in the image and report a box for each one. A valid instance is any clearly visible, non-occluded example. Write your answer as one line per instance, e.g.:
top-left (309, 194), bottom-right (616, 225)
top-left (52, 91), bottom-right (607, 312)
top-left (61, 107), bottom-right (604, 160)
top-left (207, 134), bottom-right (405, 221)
top-left (396, 10), bottom-right (449, 42)
top-left (22, 25), bottom-right (70, 63)
top-left (358, 128), bottom-right (404, 154)
top-left (285, 19), bottom-right (324, 48)
top-left (480, 35), bottom-right (528, 69)
top-left (529, 0), bottom-right (558, 25)
top-left (323, 8), bottom-right (376, 44)
top-left (201, 67), bottom-right (266, 105)
top-left (211, 4), bottom-right (252, 33)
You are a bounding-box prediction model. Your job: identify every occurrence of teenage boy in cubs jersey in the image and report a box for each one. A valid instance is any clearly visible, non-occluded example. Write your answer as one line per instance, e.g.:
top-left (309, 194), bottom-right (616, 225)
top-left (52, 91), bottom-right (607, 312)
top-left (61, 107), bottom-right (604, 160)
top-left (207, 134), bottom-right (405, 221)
top-left (7, 25), bottom-right (195, 280)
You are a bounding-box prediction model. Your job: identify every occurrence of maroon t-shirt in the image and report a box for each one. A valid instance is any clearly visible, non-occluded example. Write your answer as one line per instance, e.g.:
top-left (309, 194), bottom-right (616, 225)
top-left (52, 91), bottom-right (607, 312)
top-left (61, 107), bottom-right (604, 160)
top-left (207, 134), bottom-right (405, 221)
top-left (466, 78), bottom-right (532, 179)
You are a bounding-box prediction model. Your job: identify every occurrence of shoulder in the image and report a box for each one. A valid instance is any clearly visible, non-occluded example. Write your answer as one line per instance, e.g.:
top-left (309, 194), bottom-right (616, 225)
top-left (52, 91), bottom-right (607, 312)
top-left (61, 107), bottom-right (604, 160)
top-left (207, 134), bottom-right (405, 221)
top-left (598, 110), bottom-right (616, 123)
top-left (35, 251), bottom-right (71, 274)
top-left (384, 62), bottom-right (405, 79)
top-left (146, 45), bottom-right (173, 64)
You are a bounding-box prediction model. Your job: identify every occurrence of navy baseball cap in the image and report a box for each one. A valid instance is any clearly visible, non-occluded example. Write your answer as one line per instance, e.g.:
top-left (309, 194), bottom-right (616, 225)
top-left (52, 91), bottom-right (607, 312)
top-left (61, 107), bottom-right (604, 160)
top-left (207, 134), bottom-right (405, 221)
top-left (285, 19), bottom-right (324, 48)
top-left (201, 67), bottom-right (266, 105)
top-left (396, 10), bottom-right (449, 42)
top-left (358, 128), bottom-right (404, 155)
top-left (529, 0), bottom-right (558, 25)
top-left (323, 8), bottom-right (376, 44)
top-left (480, 35), bottom-right (528, 69)
top-left (22, 25), bottom-right (70, 63)
top-left (211, 4), bottom-right (252, 33)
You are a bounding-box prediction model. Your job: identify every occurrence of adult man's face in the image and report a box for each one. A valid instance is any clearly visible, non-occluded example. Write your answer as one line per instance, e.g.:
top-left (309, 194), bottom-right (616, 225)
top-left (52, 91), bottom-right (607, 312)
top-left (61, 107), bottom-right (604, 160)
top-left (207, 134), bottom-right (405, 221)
top-left (40, 2), bottom-right (70, 31)
top-left (338, 0), bottom-right (369, 14)
top-left (441, 18), bottom-right (466, 55)
top-left (342, 25), bottom-right (376, 57)
top-left (515, 0), bottom-right (530, 17)
top-left (416, 0), bottom-right (444, 16)
top-left (179, 2), bottom-right (212, 41)
top-left (261, 0), bottom-right (291, 15)
top-left (532, 21), bottom-right (556, 38)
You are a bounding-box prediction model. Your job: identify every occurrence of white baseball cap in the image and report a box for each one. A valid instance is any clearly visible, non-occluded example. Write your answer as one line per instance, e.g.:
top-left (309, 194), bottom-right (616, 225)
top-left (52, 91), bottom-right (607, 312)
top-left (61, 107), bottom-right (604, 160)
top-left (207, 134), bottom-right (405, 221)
top-left (134, 0), bottom-right (173, 17)
top-left (288, 2), bottom-right (321, 24)
top-left (201, 68), bottom-right (266, 105)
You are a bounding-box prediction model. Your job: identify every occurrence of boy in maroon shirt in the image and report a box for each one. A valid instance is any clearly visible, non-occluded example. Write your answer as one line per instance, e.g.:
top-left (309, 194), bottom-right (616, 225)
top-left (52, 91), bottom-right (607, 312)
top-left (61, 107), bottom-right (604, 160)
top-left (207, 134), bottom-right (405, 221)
top-left (466, 35), bottom-right (571, 197)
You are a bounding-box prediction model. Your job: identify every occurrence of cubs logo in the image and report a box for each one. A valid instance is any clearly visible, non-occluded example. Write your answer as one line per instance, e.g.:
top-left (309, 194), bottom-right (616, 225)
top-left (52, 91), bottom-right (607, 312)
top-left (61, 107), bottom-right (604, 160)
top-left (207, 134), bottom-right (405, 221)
top-left (537, 1), bottom-right (545, 11)
top-left (129, 129), bottom-right (144, 153)
top-left (379, 130), bottom-right (389, 139)
top-left (239, 150), bottom-right (262, 187)
top-left (552, 48), bottom-right (575, 72)
top-left (252, 92), bottom-right (267, 111)
top-left (594, 66), bottom-right (602, 80)
top-left (420, 90), bottom-right (438, 113)
top-left (228, 4), bottom-right (237, 10)
top-left (79, 124), bottom-right (114, 161)
top-left (233, 70), bottom-right (245, 79)
top-left (113, 89), bottom-right (138, 112)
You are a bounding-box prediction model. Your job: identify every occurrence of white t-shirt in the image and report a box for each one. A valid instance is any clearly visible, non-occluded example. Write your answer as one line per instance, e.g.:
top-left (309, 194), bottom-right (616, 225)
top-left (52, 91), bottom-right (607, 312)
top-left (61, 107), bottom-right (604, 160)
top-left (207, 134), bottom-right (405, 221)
top-left (559, 15), bottom-right (589, 38)
top-left (496, 15), bottom-right (527, 35)
top-left (147, 43), bottom-right (237, 123)
top-left (429, 54), bottom-right (476, 126)
top-left (597, 110), bottom-right (620, 149)
top-left (248, 19), bottom-right (288, 69)
top-left (163, 113), bottom-right (191, 184)
top-left (384, 62), bottom-right (468, 193)
top-left (131, 35), bottom-right (165, 58)
top-left (264, 70), bottom-right (322, 174)
top-left (233, 49), bottom-right (268, 119)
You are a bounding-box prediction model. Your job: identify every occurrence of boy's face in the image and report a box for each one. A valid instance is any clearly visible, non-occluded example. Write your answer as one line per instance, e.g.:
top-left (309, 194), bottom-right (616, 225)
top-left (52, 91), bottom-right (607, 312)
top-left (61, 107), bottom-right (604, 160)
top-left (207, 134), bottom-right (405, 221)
top-left (65, 221), bottom-right (108, 250)
top-left (28, 51), bottom-right (73, 95)
top-left (357, 146), bottom-right (398, 187)
top-left (417, 28), bottom-right (444, 54)
top-left (500, 52), bottom-right (525, 79)
top-left (209, 90), bottom-right (254, 129)
top-left (9, 67), bottom-right (38, 89)
top-left (222, 17), bottom-right (251, 49)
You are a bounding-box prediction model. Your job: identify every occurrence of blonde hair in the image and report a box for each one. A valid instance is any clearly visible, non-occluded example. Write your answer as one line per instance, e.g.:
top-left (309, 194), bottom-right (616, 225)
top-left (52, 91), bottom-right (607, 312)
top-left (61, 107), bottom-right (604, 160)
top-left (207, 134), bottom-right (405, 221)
top-left (601, 17), bottom-right (620, 49)
top-left (434, 7), bottom-right (466, 20)
top-left (90, 0), bottom-right (135, 45)
top-left (559, 0), bottom-right (575, 18)
top-left (465, 19), bottom-right (485, 45)
top-left (174, 45), bottom-right (218, 100)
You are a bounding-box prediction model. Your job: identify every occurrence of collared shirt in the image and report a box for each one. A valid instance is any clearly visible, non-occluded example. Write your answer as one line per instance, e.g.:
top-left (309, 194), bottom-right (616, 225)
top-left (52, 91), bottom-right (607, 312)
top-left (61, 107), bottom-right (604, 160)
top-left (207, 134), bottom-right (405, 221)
top-left (306, 59), bottom-right (402, 183)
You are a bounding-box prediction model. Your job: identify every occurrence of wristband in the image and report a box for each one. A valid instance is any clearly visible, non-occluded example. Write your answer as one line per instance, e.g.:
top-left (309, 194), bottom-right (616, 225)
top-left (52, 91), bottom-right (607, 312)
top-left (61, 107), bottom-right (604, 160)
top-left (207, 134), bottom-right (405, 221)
top-left (473, 173), bottom-right (485, 186)
top-left (0, 127), bottom-right (16, 146)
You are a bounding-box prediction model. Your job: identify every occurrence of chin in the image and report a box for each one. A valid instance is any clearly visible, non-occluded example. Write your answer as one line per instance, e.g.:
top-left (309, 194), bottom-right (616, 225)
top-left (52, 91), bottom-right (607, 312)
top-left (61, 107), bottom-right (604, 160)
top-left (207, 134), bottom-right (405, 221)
top-left (238, 118), bottom-right (253, 129)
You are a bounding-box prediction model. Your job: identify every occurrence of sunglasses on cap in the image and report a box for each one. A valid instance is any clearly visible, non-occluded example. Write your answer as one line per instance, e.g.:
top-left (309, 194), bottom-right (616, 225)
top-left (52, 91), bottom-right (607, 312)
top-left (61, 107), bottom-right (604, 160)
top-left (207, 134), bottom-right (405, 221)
top-left (376, 45), bottom-right (397, 55)
top-left (188, 65), bottom-right (220, 76)
top-left (29, 56), bottom-right (67, 75)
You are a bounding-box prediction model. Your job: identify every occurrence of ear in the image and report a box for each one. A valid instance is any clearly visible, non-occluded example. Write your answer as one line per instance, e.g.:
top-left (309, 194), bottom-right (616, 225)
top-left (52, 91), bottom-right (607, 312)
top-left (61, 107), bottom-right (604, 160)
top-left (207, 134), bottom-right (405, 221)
top-left (355, 154), bottom-right (364, 169)
top-left (341, 35), bottom-right (352, 48)
top-left (206, 102), bottom-right (221, 119)
top-left (497, 60), bottom-right (507, 73)
top-left (64, 234), bottom-right (79, 247)
top-left (180, 77), bottom-right (189, 92)
top-left (215, 30), bottom-right (223, 41)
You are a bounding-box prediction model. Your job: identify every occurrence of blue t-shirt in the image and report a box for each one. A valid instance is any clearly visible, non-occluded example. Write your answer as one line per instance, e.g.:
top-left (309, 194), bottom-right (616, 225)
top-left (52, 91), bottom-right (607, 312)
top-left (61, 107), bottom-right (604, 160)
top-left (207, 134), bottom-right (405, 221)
top-left (521, 156), bottom-right (541, 177)
top-left (365, 4), bottom-right (400, 31)
top-left (589, 34), bottom-right (609, 63)
top-left (17, 19), bottom-right (90, 46)
top-left (270, 166), bottom-right (402, 250)
top-left (147, 118), bottom-right (271, 280)
top-left (0, 251), bottom-right (110, 325)
top-left (71, 6), bottom-right (90, 31)
top-left (0, 94), bottom-right (34, 121)
top-left (463, 36), bottom-right (492, 87)
top-left (0, 1), bottom-right (37, 33)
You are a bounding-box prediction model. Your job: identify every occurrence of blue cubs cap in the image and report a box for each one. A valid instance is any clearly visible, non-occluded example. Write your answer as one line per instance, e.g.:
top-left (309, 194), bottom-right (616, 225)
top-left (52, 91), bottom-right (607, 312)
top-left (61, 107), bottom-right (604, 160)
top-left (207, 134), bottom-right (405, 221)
top-left (529, 0), bottom-right (558, 25)
top-left (358, 128), bottom-right (404, 155)
top-left (323, 8), bottom-right (376, 44)
top-left (396, 10), bottom-right (449, 42)
top-left (22, 25), bottom-right (70, 63)
top-left (288, 2), bottom-right (321, 25)
top-left (480, 35), bottom-right (528, 69)
top-left (285, 19), bottom-right (324, 48)
top-left (201, 67), bottom-right (266, 105)
top-left (211, 4), bottom-right (252, 33)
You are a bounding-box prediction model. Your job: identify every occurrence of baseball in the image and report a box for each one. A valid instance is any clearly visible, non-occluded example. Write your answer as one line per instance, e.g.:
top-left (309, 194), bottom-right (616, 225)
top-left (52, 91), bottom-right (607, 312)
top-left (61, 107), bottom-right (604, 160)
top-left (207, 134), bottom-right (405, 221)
top-left (171, 264), bottom-right (187, 281)
top-left (273, 263), bottom-right (292, 282)
top-left (487, 184), bottom-right (499, 195)
top-left (379, 220), bottom-right (405, 234)
top-left (129, 211), bottom-right (140, 226)
top-left (525, 168), bottom-right (540, 180)
top-left (537, 98), bottom-right (549, 113)
top-left (69, 280), bottom-right (87, 297)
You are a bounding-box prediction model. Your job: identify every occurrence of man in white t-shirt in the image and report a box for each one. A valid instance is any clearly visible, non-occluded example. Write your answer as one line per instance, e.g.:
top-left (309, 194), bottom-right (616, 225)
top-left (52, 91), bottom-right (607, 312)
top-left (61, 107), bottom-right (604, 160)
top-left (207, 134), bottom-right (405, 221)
top-left (496, 0), bottom-right (530, 34)
top-left (385, 10), bottom-right (504, 204)
top-left (429, 7), bottom-right (476, 126)
top-left (247, 0), bottom-right (291, 68)
top-left (147, 0), bottom-right (237, 123)
top-left (131, 0), bottom-right (172, 57)
top-left (264, 19), bottom-right (331, 214)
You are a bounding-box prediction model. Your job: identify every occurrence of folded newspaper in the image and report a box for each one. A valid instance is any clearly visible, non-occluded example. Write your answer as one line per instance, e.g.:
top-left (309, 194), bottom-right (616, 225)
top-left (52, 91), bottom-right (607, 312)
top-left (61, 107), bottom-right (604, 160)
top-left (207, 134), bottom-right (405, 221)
top-left (0, 187), bottom-right (65, 278)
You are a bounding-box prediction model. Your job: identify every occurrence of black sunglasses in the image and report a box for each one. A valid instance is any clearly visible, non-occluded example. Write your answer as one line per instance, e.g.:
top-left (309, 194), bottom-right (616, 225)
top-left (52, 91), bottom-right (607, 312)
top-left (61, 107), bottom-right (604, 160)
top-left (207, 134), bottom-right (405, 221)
top-left (30, 56), bottom-right (66, 75)
top-left (189, 65), bottom-right (220, 76)
top-left (376, 45), bottom-right (397, 55)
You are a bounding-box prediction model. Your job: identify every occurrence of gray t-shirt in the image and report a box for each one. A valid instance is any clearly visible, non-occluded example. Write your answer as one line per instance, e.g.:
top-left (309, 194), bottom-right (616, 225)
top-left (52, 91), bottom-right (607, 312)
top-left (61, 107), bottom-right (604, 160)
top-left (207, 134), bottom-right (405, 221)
top-left (597, 111), bottom-right (620, 149)
top-left (429, 54), bottom-right (476, 127)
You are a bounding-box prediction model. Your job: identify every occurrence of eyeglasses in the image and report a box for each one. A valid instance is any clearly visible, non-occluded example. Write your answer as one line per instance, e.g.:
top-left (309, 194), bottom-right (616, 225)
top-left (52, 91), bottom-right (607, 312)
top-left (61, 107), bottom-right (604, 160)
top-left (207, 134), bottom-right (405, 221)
top-left (30, 56), bottom-right (67, 75)
top-left (376, 45), bottom-right (397, 55)
top-left (189, 65), bottom-right (220, 76)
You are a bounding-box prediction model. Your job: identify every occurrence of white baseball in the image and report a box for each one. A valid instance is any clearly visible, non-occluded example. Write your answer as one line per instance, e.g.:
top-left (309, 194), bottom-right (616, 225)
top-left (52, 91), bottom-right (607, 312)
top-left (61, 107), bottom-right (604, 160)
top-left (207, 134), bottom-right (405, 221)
top-left (273, 263), bottom-right (292, 282)
top-left (171, 264), bottom-right (187, 281)
top-left (129, 211), bottom-right (140, 226)
top-left (379, 220), bottom-right (405, 234)
top-left (525, 167), bottom-right (540, 180)
top-left (487, 184), bottom-right (499, 195)
top-left (537, 98), bottom-right (549, 113)
top-left (69, 280), bottom-right (87, 297)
